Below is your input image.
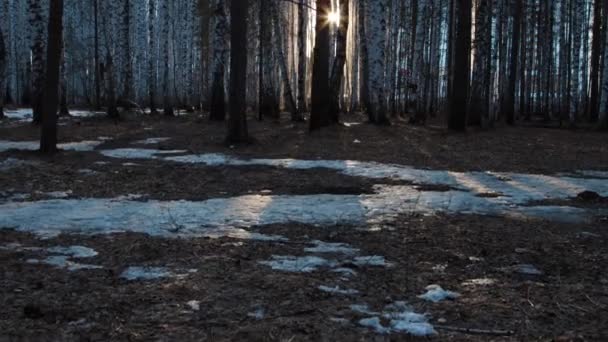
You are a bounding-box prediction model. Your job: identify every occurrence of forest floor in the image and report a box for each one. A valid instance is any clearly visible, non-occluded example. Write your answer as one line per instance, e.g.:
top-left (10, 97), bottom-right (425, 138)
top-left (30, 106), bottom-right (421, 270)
top-left (0, 109), bottom-right (607, 341)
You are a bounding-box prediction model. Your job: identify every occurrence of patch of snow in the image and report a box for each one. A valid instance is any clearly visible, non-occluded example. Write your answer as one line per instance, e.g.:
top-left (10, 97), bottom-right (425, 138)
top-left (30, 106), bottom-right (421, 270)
top-left (462, 278), bottom-right (496, 286)
top-left (350, 304), bottom-right (379, 316)
top-left (120, 266), bottom-right (172, 281)
top-left (0, 140), bottom-right (104, 153)
top-left (332, 267), bottom-right (357, 276)
top-left (186, 300), bottom-right (201, 311)
top-left (46, 245), bottom-right (98, 258)
top-left (359, 317), bottom-right (391, 334)
top-left (247, 306), bottom-right (265, 320)
top-left (122, 162), bottom-right (139, 166)
top-left (575, 170), bottom-right (608, 179)
top-left (516, 264), bottom-right (543, 276)
top-left (132, 137), bottom-right (171, 145)
top-left (318, 285), bottom-right (359, 295)
top-left (352, 256), bottom-right (391, 267)
top-left (3, 109), bottom-right (105, 122)
top-left (259, 255), bottom-right (337, 273)
top-left (304, 240), bottom-right (359, 254)
top-left (18, 244), bottom-right (101, 271)
top-left (100, 148), bottom-right (187, 159)
top-left (27, 256), bottom-right (102, 271)
top-left (353, 302), bottom-right (436, 336)
top-left (0, 158), bottom-right (38, 171)
top-left (44, 190), bottom-right (73, 199)
top-left (77, 168), bottom-right (98, 175)
top-left (330, 317), bottom-right (350, 324)
top-left (418, 285), bottom-right (460, 303)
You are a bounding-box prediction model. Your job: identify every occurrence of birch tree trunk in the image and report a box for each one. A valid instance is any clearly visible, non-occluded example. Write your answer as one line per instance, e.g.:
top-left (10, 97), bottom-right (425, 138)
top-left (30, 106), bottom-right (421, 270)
top-left (329, 0), bottom-right (350, 123)
top-left (148, 0), bottom-right (158, 114)
top-left (297, 0), bottom-right (307, 114)
top-left (271, 0), bottom-right (299, 119)
top-left (209, 0), bottom-right (227, 121)
top-left (29, 0), bottom-right (47, 124)
top-left (598, 0), bottom-right (608, 129)
top-left (469, 0), bottom-right (490, 126)
top-left (366, 0), bottom-right (389, 124)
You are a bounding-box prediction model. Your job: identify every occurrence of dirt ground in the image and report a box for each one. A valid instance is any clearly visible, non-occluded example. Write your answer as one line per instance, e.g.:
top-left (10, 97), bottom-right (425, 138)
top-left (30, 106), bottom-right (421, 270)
top-left (1, 111), bottom-right (607, 174)
top-left (1, 111), bottom-right (607, 341)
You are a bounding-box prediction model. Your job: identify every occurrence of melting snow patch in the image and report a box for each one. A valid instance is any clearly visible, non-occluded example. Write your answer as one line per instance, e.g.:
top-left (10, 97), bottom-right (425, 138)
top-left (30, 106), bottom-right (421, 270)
top-left (0, 140), bottom-right (104, 153)
top-left (186, 300), bottom-right (201, 311)
top-left (304, 240), bottom-right (359, 254)
top-left (318, 285), bottom-right (359, 295)
top-left (462, 278), bottom-right (496, 286)
top-left (132, 137), bottom-right (171, 145)
top-left (333, 267), bottom-right (357, 276)
top-left (23, 245), bottom-right (101, 271)
top-left (27, 256), bottom-right (102, 271)
top-left (100, 148), bottom-right (187, 159)
top-left (120, 266), bottom-right (172, 281)
top-left (0, 158), bottom-right (38, 171)
top-left (259, 255), bottom-right (337, 273)
top-left (46, 245), bottom-right (98, 258)
top-left (515, 264), bottom-right (543, 276)
top-left (44, 191), bottom-right (73, 199)
top-left (352, 256), bottom-right (391, 267)
top-left (418, 285), bottom-right (460, 303)
top-left (247, 306), bottom-right (266, 320)
top-left (354, 302), bottom-right (436, 336)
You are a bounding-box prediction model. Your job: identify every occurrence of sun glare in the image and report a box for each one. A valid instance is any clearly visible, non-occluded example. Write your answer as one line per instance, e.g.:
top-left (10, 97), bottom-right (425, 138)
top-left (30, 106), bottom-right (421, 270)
top-left (327, 11), bottom-right (341, 26)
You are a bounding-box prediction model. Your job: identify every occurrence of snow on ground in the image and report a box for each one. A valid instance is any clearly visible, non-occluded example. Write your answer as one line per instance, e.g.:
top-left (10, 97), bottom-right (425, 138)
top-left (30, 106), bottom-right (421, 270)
top-left (417, 285), bottom-right (460, 303)
top-left (259, 256), bottom-right (338, 273)
top-left (132, 137), bottom-right (171, 145)
top-left (120, 266), bottom-right (172, 280)
top-left (120, 266), bottom-right (198, 281)
top-left (0, 182), bottom-right (603, 239)
top-left (0, 139), bottom-right (105, 153)
top-left (2, 109), bottom-right (105, 122)
top-left (318, 285), bottom-right (359, 295)
top-left (100, 148), bottom-right (188, 159)
top-left (0, 158), bottom-right (39, 171)
top-left (1, 243), bottom-right (101, 271)
top-left (354, 301), bottom-right (437, 336)
top-left (304, 240), bottom-right (360, 254)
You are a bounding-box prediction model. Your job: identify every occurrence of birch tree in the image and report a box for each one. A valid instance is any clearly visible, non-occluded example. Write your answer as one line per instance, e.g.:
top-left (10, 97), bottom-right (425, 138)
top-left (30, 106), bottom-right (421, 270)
top-left (365, 0), bottom-right (389, 124)
top-left (209, 0), bottom-right (227, 121)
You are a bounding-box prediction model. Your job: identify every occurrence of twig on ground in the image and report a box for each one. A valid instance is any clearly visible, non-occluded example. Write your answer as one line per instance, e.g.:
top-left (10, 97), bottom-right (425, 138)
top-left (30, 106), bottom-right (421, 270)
top-left (435, 325), bottom-right (514, 336)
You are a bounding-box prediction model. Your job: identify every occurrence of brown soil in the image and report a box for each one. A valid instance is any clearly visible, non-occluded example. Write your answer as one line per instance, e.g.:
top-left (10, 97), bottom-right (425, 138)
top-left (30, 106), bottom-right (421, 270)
top-left (1, 111), bottom-right (607, 174)
top-left (1, 111), bottom-right (608, 341)
top-left (1, 215), bottom-right (606, 341)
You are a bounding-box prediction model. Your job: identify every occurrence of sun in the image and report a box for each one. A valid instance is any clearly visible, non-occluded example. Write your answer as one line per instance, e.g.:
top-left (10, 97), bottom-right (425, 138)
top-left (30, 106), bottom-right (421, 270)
top-left (327, 11), bottom-right (341, 26)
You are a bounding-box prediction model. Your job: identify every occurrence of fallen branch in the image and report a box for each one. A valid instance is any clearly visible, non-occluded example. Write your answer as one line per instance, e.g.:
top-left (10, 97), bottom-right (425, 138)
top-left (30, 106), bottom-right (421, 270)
top-left (435, 325), bottom-right (514, 336)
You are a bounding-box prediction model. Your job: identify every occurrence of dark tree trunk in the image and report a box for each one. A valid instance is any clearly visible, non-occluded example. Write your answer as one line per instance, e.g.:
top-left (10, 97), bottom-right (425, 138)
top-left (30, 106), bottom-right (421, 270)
top-left (226, 0), bottom-right (249, 143)
top-left (328, 0), bottom-right (350, 123)
top-left (448, 0), bottom-right (471, 131)
top-left (589, 0), bottom-right (602, 122)
top-left (309, 0), bottom-right (331, 131)
top-left (0, 24), bottom-right (6, 119)
top-left (93, 0), bottom-right (101, 110)
top-left (40, 0), bottom-right (64, 154)
top-left (506, 0), bottom-right (522, 125)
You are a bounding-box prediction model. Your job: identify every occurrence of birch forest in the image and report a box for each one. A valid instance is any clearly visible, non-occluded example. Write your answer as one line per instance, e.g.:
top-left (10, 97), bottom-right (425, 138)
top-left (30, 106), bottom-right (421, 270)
top-left (2, 1), bottom-right (608, 339)
top-left (2, 0), bottom-right (608, 143)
